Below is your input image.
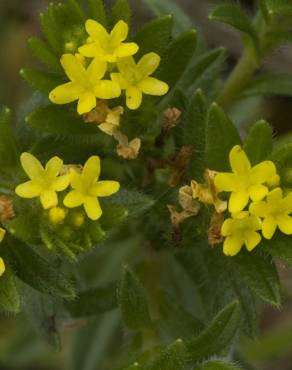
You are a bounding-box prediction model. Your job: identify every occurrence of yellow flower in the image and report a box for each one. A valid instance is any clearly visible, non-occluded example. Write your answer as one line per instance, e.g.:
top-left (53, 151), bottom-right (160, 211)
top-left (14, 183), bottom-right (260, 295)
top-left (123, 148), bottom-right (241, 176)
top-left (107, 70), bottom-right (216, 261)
top-left (15, 153), bottom-right (70, 210)
top-left (63, 156), bottom-right (120, 220)
top-left (79, 20), bottom-right (139, 63)
top-left (250, 187), bottom-right (292, 239)
top-left (215, 145), bottom-right (278, 213)
top-left (221, 211), bottom-right (262, 256)
top-left (49, 54), bottom-right (121, 115)
top-left (111, 53), bottom-right (169, 110)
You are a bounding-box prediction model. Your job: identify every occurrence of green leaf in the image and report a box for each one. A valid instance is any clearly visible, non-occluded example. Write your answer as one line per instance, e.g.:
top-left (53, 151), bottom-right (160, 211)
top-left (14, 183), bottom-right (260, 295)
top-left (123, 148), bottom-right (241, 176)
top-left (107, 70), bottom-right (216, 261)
top-left (40, 4), bottom-right (62, 53)
top-left (269, 142), bottom-right (292, 166)
top-left (179, 48), bottom-right (226, 96)
top-left (241, 73), bottom-right (292, 98)
top-left (146, 339), bottom-right (187, 370)
top-left (103, 189), bottom-right (154, 217)
top-left (209, 4), bottom-right (258, 51)
top-left (195, 360), bottom-right (242, 370)
top-left (187, 301), bottom-right (240, 362)
top-left (26, 105), bottom-right (100, 136)
top-left (258, 0), bottom-right (271, 23)
top-left (65, 283), bottom-right (117, 317)
top-left (0, 107), bottom-right (19, 170)
top-left (7, 214), bottom-right (40, 244)
top-left (0, 265), bottom-right (20, 313)
top-left (111, 0), bottom-right (131, 25)
top-left (184, 89), bottom-right (208, 180)
top-left (134, 15), bottom-right (173, 58)
top-left (265, 0), bottom-right (292, 16)
top-left (143, 0), bottom-right (193, 34)
top-left (117, 266), bottom-right (152, 330)
top-left (262, 233), bottom-right (292, 266)
top-left (99, 205), bottom-right (128, 230)
top-left (20, 68), bottom-right (64, 94)
top-left (28, 37), bottom-right (62, 73)
top-left (66, 0), bottom-right (85, 22)
top-left (206, 103), bottom-right (241, 171)
top-left (243, 120), bottom-right (273, 164)
top-left (158, 30), bottom-right (197, 87)
top-left (88, 0), bottom-right (107, 26)
top-left (4, 239), bottom-right (75, 300)
top-left (234, 251), bottom-right (281, 306)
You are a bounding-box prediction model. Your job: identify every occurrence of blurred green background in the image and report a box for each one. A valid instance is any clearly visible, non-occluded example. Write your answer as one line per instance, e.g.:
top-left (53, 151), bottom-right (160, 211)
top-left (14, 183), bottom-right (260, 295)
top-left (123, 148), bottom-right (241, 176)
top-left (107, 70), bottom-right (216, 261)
top-left (1, 1), bottom-right (292, 369)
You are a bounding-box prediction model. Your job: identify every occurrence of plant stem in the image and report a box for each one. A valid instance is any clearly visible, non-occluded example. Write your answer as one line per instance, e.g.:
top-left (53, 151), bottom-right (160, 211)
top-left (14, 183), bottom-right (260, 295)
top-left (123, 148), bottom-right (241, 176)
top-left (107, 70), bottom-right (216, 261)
top-left (217, 50), bottom-right (258, 109)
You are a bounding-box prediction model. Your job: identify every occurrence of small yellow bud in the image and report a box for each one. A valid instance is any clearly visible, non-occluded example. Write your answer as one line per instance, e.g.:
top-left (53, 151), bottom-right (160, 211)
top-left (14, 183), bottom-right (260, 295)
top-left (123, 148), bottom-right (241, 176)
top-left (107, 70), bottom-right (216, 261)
top-left (0, 257), bottom-right (5, 276)
top-left (0, 228), bottom-right (6, 242)
top-left (49, 207), bottom-right (66, 224)
top-left (64, 41), bottom-right (76, 53)
top-left (71, 212), bottom-right (85, 227)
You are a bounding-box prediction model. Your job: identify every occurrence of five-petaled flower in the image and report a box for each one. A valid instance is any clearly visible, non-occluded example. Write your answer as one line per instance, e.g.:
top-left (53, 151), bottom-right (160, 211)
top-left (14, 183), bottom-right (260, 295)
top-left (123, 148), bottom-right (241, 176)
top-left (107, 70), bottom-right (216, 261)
top-left (63, 156), bottom-right (120, 220)
top-left (215, 145), bottom-right (278, 213)
top-left (49, 54), bottom-right (121, 115)
top-left (250, 187), bottom-right (292, 239)
top-left (111, 52), bottom-right (169, 109)
top-left (15, 153), bottom-right (70, 210)
top-left (221, 211), bottom-right (262, 256)
top-left (79, 20), bottom-right (139, 64)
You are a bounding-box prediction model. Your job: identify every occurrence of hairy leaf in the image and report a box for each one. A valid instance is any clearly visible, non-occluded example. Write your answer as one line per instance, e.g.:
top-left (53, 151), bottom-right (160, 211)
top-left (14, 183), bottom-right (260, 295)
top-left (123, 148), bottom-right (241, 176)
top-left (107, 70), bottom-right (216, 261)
top-left (0, 265), bottom-right (20, 313)
top-left (0, 107), bottom-right (19, 170)
top-left (88, 0), bottom-right (107, 26)
top-left (28, 37), bottom-right (62, 72)
top-left (243, 120), bottom-right (273, 164)
top-left (195, 360), bottom-right (242, 370)
top-left (20, 68), bottom-right (64, 94)
top-left (111, 0), bottom-right (131, 25)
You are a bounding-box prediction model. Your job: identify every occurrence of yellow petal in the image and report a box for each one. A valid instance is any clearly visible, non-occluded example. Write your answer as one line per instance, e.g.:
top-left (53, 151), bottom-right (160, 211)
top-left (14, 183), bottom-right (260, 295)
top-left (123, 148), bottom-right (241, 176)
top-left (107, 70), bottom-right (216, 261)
top-left (15, 181), bottom-right (42, 198)
top-left (262, 216), bottom-right (277, 239)
top-left (111, 73), bottom-right (129, 89)
top-left (278, 215), bottom-right (292, 235)
top-left (49, 82), bottom-right (81, 104)
top-left (0, 228), bottom-right (6, 242)
top-left (282, 192), bottom-right (292, 212)
top-left (244, 231), bottom-right (261, 251)
top-left (87, 58), bottom-right (107, 82)
top-left (94, 80), bottom-right (121, 99)
top-left (250, 161), bottom-right (277, 184)
top-left (110, 20), bottom-right (128, 44)
top-left (214, 173), bottom-right (239, 192)
top-left (83, 156), bottom-right (101, 184)
top-left (115, 43), bottom-right (139, 58)
top-left (267, 187), bottom-right (282, 203)
top-left (228, 191), bottom-right (249, 213)
top-left (54, 175), bottom-right (70, 191)
top-left (20, 152), bottom-right (44, 180)
top-left (85, 19), bottom-right (108, 43)
top-left (221, 218), bottom-right (235, 236)
top-left (126, 86), bottom-right (143, 110)
top-left (223, 235), bottom-right (243, 256)
top-left (77, 92), bottom-right (97, 115)
top-left (40, 190), bottom-right (58, 209)
top-left (248, 184), bottom-right (268, 202)
top-left (0, 258), bottom-right (5, 276)
top-left (139, 77), bottom-right (169, 96)
top-left (64, 190), bottom-right (84, 208)
top-left (60, 54), bottom-right (86, 82)
top-left (117, 56), bottom-right (136, 78)
top-left (249, 200), bottom-right (268, 217)
top-left (45, 156), bottom-right (63, 178)
top-left (84, 196), bottom-right (102, 220)
top-left (229, 146), bottom-right (250, 174)
top-left (137, 52), bottom-right (160, 76)
top-left (78, 43), bottom-right (101, 58)
top-left (91, 181), bottom-right (120, 197)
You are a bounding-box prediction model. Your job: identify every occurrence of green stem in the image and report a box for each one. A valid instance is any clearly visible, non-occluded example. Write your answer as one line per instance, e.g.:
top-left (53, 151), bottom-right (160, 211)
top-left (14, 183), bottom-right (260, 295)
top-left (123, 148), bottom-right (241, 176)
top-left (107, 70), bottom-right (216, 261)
top-left (217, 50), bottom-right (258, 109)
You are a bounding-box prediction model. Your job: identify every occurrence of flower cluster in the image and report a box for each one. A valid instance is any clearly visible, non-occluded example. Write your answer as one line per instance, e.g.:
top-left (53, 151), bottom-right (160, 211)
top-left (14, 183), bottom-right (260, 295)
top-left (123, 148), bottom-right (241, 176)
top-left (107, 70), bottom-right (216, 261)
top-left (15, 153), bottom-right (120, 221)
top-left (215, 145), bottom-right (292, 256)
top-left (49, 20), bottom-right (169, 114)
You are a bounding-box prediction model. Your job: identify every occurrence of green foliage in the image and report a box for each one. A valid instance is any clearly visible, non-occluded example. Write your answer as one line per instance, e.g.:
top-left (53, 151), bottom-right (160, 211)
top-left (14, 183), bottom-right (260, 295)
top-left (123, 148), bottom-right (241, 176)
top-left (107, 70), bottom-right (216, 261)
top-left (20, 69), bottom-right (64, 95)
top-left (195, 361), bottom-right (242, 370)
top-left (187, 301), bottom-right (241, 362)
top-left (0, 265), bottom-right (20, 313)
top-left (3, 238), bottom-right (75, 299)
top-left (111, 0), bottom-right (131, 25)
top-left (88, 0), bottom-right (107, 26)
top-left (206, 103), bottom-right (241, 171)
top-left (117, 266), bottom-right (152, 330)
top-left (243, 120), bottom-right (273, 165)
top-left (28, 37), bottom-right (63, 72)
top-left (134, 15), bottom-right (174, 57)
top-left (210, 4), bottom-right (259, 52)
top-left (0, 107), bottom-right (19, 171)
